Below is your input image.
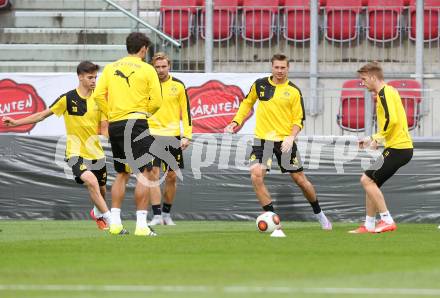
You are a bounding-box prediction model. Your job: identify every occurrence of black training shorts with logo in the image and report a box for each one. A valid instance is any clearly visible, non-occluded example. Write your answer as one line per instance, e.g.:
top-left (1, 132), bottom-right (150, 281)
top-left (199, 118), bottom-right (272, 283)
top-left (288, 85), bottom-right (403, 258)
top-left (67, 156), bottom-right (107, 186)
top-left (108, 119), bottom-right (154, 173)
top-left (249, 138), bottom-right (303, 173)
top-left (365, 148), bottom-right (413, 187)
top-left (149, 135), bottom-right (184, 171)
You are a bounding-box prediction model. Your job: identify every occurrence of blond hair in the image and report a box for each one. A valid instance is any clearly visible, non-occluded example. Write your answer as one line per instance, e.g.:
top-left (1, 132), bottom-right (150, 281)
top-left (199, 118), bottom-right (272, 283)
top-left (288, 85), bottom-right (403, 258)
top-left (152, 52), bottom-right (171, 66)
top-left (357, 61), bottom-right (384, 80)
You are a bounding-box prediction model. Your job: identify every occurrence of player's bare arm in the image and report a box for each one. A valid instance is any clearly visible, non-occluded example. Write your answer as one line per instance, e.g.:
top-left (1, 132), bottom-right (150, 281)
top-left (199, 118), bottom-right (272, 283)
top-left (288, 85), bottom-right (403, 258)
top-left (99, 120), bottom-right (109, 138)
top-left (358, 136), bottom-right (379, 150)
top-left (281, 125), bottom-right (301, 153)
top-left (224, 121), bottom-right (238, 133)
top-left (181, 137), bottom-right (190, 150)
top-left (2, 108), bottom-right (53, 127)
top-left (358, 136), bottom-right (372, 149)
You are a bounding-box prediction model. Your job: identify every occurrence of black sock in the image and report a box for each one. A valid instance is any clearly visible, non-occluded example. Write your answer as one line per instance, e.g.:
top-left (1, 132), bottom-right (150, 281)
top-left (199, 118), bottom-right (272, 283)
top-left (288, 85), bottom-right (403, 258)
top-left (262, 202), bottom-right (274, 212)
top-left (309, 199), bottom-right (321, 214)
top-left (162, 203), bottom-right (172, 213)
top-left (152, 204), bottom-right (162, 215)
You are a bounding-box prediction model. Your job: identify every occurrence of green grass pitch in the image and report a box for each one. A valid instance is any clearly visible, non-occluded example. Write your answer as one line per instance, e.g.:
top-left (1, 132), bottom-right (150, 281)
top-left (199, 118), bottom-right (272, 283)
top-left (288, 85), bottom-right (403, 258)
top-left (0, 220), bottom-right (439, 298)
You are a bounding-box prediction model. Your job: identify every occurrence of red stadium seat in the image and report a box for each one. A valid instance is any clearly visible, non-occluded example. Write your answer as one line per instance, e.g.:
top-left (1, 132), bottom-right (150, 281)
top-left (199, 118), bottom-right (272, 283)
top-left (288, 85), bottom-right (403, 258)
top-left (242, 0), bottom-right (279, 42)
top-left (325, 0), bottom-right (363, 42)
top-left (201, 0), bottom-right (239, 41)
top-left (160, 0), bottom-right (199, 41)
top-left (337, 80), bottom-right (370, 131)
top-left (282, 0), bottom-right (314, 42)
top-left (0, 0), bottom-right (10, 9)
top-left (409, 0), bottom-right (440, 42)
top-left (387, 80), bottom-right (422, 130)
top-left (367, 0), bottom-right (404, 42)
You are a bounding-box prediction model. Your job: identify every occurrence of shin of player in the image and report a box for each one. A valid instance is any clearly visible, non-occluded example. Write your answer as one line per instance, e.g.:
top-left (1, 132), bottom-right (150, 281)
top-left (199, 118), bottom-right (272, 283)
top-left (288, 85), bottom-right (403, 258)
top-left (2, 61), bottom-right (112, 230)
top-left (350, 62), bottom-right (413, 234)
top-left (225, 54), bottom-right (332, 230)
top-left (147, 52), bottom-right (192, 226)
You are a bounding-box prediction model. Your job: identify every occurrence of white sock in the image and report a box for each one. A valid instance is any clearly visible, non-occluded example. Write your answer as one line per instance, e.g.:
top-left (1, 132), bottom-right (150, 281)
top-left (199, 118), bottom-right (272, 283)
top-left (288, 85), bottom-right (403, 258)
top-left (380, 211), bottom-right (394, 224)
top-left (111, 208), bottom-right (122, 226)
top-left (365, 216), bottom-right (376, 231)
top-left (102, 211), bottom-right (111, 225)
top-left (162, 212), bottom-right (170, 218)
top-left (136, 210), bottom-right (148, 229)
top-left (315, 211), bottom-right (327, 221)
top-left (93, 205), bottom-right (102, 218)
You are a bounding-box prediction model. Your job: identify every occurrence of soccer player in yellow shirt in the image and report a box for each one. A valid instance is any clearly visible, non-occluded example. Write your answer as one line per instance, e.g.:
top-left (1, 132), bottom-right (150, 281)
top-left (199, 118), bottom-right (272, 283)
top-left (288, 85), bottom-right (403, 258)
top-left (2, 61), bottom-right (112, 230)
top-left (225, 54), bottom-right (332, 230)
top-left (350, 62), bottom-right (413, 234)
top-left (92, 32), bottom-right (163, 236)
top-left (147, 52), bottom-right (192, 226)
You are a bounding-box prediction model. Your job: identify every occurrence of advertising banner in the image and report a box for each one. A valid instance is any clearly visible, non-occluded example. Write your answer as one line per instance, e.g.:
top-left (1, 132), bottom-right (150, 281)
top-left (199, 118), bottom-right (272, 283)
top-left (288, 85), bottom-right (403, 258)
top-left (0, 73), bottom-right (266, 135)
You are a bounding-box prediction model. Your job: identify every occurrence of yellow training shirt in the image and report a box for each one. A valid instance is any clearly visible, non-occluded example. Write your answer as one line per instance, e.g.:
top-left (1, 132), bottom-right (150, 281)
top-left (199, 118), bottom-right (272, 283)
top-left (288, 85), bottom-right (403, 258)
top-left (148, 76), bottom-right (192, 139)
top-left (372, 84), bottom-right (413, 149)
top-left (49, 89), bottom-right (106, 160)
top-left (233, 76), bottom-right (305, 141)
top-left (92, 56), bottom-right (162, 122)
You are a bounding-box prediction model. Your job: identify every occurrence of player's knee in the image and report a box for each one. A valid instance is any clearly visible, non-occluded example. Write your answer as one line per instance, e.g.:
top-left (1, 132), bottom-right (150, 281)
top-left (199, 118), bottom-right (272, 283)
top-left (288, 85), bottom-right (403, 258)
top-left (166, 171), bottom-right (177, 184)
top-left (117, 172), bottom-right (130, 182)
top-left (149, 167), bottom-right (160, 180)
top-left (250, 167), bottom-right (264, 185)
top-left (291, 172), bottom-right (304, 184)
top-left (81, 172), bottom-right (99, 188)
top-left (360, 174), bottom-right (373, 186)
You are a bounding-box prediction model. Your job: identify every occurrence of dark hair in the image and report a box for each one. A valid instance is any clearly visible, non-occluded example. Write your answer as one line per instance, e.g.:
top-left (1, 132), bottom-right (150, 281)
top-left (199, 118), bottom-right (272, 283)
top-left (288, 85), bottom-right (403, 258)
top-left (126, 32), bottom-right (152, 54)
top-left (271, 53), bottom-right (289, 66)
top-left (76, 61), bottom-right (99, 75)
top-left (357, 61), bottom-right (384, 80)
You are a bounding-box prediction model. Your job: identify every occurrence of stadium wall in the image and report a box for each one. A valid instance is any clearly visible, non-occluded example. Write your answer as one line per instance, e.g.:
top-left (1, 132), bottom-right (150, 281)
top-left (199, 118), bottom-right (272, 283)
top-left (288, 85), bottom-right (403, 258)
top-left (1, 134), bottom-right (439, 223)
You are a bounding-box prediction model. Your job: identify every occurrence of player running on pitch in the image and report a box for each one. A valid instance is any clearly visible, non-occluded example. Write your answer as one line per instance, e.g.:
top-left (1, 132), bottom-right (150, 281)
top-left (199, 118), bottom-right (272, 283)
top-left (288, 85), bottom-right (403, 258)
top-left (225, 54), bottom-right (332, 230)
top-left (3, 61), bottom-right (112, 230)
top-left (350, 62), bottom-right (413, 234)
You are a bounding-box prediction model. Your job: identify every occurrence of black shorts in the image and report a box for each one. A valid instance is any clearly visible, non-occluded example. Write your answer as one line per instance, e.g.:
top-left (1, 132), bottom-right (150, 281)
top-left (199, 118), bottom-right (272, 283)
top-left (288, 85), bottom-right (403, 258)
top-left (365, 148), bottom-right (413, 187)
top-left (149, 136), bottom-right (184, 171)
top-left (108, 119), bottom-right (154, 173)
top-left (250, 138), bottom-right (303, 173)
top-left (67, 156), bottom-right (107, 186)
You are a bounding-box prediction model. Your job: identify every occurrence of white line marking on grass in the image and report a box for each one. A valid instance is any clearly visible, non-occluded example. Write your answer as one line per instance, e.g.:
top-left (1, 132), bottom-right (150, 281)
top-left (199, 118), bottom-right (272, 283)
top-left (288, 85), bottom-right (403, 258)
top-left (225, 286), bottom-right (440, 296)
top-left (1, 285), bottom-right (440, 296)
top-left (0, 285), bottom-right (211, 293)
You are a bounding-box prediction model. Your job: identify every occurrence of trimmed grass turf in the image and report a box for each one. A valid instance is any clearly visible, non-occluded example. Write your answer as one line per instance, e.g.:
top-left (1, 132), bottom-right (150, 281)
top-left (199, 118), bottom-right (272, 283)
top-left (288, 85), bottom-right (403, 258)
top-left (0, 220), bottom-right (439, 298)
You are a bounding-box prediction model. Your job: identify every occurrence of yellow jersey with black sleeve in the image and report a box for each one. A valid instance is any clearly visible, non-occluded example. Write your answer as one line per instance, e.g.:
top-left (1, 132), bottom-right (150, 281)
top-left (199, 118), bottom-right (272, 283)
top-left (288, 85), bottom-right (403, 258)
top-left (49, 89), bottom-right (105, 160)
top-left (148, 76), bottom-right (192, 139)
top-left (372, 85), bottom-right (413, 149)
top-left (92, 56), bottom-right (163, 122)
top-left (232, 76), bottom-right (305, 141)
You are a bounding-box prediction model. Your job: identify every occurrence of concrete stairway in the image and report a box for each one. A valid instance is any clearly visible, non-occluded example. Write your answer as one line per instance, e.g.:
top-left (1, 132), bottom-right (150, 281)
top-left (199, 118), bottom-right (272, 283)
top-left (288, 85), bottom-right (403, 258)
top-left (0, 0), bottom-right (161, 72)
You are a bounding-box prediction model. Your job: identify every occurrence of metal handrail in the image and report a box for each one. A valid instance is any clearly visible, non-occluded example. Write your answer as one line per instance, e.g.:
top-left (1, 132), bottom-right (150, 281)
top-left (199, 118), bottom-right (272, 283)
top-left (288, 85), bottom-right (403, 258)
top-left (101, 0), bottom-right (181, 48)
